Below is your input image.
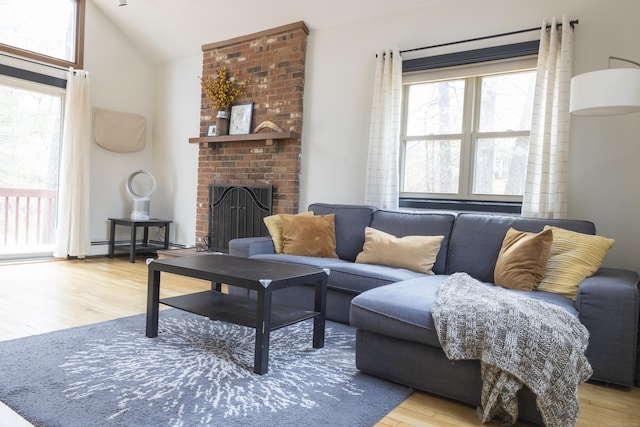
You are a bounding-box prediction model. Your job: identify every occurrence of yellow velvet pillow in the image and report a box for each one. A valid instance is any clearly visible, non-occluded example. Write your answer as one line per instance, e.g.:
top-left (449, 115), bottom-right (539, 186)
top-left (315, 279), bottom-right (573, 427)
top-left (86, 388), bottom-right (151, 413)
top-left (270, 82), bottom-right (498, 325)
top-left (493, 228), bottom-right (553, 291)
top-left (355, 227), bottom-right (444, 274)
top-left (263, 211), bottom-right (314, 253)
top-left (281, 214), bottom-right (338, 258)
top-left (537, 225), bottom-right (615, 300)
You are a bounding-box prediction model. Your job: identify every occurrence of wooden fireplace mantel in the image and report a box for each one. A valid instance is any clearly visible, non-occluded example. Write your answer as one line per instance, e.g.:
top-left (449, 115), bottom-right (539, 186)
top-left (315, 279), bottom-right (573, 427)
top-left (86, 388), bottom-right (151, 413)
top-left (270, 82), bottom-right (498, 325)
top-left (189, 131), bottom-right (301, 146)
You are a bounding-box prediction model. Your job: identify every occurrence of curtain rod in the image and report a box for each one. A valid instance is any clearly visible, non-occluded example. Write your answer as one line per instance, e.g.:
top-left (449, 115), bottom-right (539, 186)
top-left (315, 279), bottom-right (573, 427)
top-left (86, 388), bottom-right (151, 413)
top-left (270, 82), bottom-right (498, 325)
top-left (400, 19), bottom-right (579, 55)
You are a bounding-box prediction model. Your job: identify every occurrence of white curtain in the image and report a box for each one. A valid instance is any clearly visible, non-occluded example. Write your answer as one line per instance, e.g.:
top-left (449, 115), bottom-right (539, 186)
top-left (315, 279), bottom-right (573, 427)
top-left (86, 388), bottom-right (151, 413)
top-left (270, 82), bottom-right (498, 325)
top-left (522, 16), bottom-right (573, 219)
top-left (364, 48), bottom-right (402, 209)
top-left (54, 69), bottom-right (91, 258)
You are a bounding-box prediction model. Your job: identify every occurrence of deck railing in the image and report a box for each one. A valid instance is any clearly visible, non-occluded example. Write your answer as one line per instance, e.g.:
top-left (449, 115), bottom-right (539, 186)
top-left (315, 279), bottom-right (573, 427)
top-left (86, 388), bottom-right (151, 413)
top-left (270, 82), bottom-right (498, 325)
top-left (0, 188), bottom-right (57, 247)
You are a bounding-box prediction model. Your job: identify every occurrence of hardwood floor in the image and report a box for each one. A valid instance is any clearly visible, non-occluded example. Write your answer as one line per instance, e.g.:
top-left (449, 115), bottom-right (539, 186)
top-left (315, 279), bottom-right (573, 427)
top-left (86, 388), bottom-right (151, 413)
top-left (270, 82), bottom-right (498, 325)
top-left (0, 257), bottom-right (638, 426)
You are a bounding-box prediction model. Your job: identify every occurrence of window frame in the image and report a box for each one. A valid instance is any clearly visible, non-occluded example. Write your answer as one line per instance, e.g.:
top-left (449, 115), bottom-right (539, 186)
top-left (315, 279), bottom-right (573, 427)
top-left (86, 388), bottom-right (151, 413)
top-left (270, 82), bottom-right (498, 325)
top-left (0, 0), bottom-right (85, 69)
top-left (399, 55), bottom-right (538, 208)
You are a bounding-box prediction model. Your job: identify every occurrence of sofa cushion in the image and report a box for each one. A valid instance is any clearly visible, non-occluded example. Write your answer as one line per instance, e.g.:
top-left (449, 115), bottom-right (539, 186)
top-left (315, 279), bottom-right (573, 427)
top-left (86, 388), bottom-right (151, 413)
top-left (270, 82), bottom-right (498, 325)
top-left (281, 214), bottom-right (338, 258)
top-left (250, 253), bottom-right (351, 269)
top-left (494, 228), bottom-right (553, 291)
top-left (350, 277), bottom-right (578, 349)
top-left (250, 253), bottom-right (425, 294)
top-left (263, 211), bottom-right (313, 253)
top-left (309, 203), bottom-right (376, 262)
top-left (447, 213), bottom-right (596, 283)
top-left (538, 226), bottom-right (615, 300)
top-left (327, 262), bottom-right (426, 293)
top-left (369, 210), bottom-right (456, 275)
top-left (350, 276), bottom-right (448, 348)
top-left (355, 227), bottom-right (444, 274)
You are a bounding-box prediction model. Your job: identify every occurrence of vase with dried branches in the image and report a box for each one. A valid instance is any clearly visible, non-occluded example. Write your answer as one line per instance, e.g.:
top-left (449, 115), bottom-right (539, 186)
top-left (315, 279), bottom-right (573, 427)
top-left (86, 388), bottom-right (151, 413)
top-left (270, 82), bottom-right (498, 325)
top-left (200, 66), bottom-right (251, 136)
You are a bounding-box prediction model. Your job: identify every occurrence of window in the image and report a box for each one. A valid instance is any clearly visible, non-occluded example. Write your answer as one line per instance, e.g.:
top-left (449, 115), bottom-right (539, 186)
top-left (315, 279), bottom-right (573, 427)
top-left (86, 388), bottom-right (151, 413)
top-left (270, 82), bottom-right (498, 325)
top-left (400, 57), bottom-right (537, 206)
top-left (0, 0), bottom-right (85, 69)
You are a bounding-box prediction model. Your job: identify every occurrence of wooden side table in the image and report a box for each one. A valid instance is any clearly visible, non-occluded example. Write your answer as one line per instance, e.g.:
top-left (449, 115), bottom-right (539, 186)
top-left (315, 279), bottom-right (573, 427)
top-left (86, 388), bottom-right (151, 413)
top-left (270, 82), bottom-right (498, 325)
top-left (108, 218), bottom-right (172, 263)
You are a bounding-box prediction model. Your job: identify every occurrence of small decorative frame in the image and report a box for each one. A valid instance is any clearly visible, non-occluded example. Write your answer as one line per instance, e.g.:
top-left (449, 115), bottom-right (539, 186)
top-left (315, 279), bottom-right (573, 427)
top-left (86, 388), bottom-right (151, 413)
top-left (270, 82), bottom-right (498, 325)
top-left (206, 123), bottom-right (217, 137)
top-left (229, 102), bottom-right (254, 135)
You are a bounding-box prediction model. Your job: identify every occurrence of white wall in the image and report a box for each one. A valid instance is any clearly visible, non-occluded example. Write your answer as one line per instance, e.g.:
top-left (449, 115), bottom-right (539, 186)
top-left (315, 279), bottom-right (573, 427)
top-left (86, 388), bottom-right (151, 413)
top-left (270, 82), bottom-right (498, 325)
top-left (152, 56), bottom-right (201, 247)
top-left (299, 0), bottom-right (640, 271)
top-left (86, 1), bottom-right (201, 250)
top-left (83, 2), bottom-right (157, 253)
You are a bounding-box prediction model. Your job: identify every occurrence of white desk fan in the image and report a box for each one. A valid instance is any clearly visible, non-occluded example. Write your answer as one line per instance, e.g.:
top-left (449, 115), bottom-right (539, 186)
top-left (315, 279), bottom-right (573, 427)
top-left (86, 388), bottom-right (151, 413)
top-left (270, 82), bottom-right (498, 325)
top-left (126, 170), bottom-right (156, 220)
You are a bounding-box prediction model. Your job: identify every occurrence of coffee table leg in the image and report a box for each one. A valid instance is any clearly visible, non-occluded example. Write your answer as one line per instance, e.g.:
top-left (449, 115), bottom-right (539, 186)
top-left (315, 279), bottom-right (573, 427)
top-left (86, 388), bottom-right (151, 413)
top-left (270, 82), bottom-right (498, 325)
top-left (146, 269), bottom-right (160, 338)
top-left (313, 277), bottom-right (327, 348)
top-left (254, 290), bottom-right (272, 375)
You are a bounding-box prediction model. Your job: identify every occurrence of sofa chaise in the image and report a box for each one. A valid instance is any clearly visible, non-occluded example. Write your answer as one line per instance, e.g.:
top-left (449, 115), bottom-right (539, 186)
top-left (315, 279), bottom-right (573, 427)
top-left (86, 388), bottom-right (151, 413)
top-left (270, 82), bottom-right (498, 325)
top-left (228, 203), bottom-right (639, 424)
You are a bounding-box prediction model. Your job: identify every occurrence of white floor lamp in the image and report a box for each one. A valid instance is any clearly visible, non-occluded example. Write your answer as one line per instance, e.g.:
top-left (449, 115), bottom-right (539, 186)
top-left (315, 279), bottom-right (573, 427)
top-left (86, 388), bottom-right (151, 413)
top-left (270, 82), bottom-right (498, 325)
top-left (570, 56), bottom-right (640, 116)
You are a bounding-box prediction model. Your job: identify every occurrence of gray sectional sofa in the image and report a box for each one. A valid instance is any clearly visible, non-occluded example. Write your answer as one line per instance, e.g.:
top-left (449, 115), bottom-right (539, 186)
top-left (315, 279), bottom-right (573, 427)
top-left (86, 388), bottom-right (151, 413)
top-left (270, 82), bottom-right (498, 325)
top-left (228, 203), bottom-right (639, 424)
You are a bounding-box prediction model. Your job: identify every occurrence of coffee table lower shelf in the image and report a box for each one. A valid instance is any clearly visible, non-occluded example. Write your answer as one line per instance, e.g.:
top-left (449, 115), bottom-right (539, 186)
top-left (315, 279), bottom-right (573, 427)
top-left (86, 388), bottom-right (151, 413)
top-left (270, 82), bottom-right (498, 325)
top-left (160, 291), bottom-right (319, 330)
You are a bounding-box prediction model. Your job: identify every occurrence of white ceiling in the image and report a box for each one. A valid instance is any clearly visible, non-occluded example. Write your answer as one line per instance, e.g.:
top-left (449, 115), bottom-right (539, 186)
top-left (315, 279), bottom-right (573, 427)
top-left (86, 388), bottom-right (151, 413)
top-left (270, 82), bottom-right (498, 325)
top-left (89, 0), bottom-right (442, 64)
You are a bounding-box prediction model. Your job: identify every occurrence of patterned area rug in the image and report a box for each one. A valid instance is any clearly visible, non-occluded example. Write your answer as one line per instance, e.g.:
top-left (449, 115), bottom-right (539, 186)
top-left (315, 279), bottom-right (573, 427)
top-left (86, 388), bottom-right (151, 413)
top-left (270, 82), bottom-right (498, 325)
top-left (0, 309), bottom-right (410, 426)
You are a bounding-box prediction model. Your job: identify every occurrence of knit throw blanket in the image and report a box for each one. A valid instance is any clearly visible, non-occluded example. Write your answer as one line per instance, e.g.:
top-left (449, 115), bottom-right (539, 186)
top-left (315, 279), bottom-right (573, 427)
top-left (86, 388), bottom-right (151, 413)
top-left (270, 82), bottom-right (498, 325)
top-left (432, 273), bottom-right (592, 426)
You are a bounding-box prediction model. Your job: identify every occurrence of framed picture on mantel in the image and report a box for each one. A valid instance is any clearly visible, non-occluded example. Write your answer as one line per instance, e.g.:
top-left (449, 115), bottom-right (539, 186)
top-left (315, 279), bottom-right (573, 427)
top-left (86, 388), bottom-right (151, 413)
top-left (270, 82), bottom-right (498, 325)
top-left (229, 102), bottom-right (253, 135)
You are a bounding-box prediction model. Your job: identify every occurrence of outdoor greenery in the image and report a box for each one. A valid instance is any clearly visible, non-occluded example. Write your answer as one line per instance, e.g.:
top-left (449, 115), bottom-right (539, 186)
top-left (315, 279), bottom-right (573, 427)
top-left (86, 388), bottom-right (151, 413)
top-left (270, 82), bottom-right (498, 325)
top-left (0, 84), bottom-right (61, 189)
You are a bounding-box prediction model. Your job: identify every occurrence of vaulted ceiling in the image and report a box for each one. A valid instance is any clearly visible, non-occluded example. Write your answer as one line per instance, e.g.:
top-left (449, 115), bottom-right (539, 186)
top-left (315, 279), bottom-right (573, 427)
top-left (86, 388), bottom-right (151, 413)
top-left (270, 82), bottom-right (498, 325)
top-left (89, 0), bottom-right (443, 64)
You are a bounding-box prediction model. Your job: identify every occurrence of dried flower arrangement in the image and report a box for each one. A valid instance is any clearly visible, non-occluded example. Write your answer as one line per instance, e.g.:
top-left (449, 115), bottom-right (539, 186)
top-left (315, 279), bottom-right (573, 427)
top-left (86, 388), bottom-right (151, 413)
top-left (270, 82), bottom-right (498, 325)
top-left (199, 66), bottom-right (251, 111)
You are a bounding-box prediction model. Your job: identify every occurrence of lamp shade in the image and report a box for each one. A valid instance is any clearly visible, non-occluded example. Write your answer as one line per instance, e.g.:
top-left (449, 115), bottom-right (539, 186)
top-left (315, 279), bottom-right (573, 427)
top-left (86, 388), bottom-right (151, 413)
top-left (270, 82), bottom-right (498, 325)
top-left (570, 68), bottom-right (640, 116)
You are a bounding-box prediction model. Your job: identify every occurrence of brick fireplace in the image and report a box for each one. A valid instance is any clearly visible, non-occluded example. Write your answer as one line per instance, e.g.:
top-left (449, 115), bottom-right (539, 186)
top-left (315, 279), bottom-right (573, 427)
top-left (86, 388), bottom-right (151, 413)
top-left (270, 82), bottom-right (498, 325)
top-left (193, 22), bottom-right (308, 246)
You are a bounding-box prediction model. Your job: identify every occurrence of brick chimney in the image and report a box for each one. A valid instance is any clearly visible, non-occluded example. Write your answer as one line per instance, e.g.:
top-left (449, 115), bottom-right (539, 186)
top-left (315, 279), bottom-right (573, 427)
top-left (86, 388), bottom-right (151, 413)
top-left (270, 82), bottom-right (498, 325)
top-left (194, 22), bottom-right (308, 246)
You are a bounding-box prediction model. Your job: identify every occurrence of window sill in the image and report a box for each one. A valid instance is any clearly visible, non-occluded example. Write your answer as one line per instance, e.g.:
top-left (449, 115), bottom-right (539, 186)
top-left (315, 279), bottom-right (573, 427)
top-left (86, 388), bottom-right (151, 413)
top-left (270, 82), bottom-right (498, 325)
top-left (399, 198), bottom-right (522, 214)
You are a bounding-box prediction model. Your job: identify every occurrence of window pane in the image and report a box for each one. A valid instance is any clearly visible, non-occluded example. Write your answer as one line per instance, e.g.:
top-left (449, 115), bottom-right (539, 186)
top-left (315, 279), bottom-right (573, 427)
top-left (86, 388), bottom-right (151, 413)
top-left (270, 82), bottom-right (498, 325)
top-left (0, 83), bottom-right (61, 249)
top-left (406, 80), bottom-right (465, 136)
top-left (403, 140), bottom-right (460, 193)
top-left (0, 0), bottom-right (77, 63)
top-left (473, 137), bottom-right (529, 196)
top-left (478, 71), bottom-right (535, 132)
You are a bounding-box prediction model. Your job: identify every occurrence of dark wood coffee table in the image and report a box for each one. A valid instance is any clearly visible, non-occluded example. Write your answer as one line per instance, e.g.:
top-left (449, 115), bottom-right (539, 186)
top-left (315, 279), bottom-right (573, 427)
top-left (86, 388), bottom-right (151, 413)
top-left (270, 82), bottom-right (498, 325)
top-left (146, 255), bottom-right (328, 374)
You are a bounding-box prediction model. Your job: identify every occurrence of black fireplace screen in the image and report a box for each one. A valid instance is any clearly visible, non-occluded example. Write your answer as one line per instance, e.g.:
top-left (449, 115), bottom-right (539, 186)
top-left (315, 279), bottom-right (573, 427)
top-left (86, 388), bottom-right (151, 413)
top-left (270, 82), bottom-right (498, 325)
top-left (208, 185), bottom-right (273, 252)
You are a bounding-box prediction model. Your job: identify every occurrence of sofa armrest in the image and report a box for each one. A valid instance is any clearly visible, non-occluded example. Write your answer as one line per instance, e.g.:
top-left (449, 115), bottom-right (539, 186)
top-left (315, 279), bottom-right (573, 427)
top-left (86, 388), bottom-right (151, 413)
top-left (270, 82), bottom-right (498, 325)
top-left (576, 267), bottom-right (639, 386)
top-left (228, 237), bottom-right (275, 258)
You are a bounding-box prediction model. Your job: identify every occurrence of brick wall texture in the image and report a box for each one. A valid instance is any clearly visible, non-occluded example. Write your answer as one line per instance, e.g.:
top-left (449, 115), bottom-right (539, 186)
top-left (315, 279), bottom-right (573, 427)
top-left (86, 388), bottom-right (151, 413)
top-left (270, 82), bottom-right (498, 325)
top-left (194, 22), bottom-right (308, 246)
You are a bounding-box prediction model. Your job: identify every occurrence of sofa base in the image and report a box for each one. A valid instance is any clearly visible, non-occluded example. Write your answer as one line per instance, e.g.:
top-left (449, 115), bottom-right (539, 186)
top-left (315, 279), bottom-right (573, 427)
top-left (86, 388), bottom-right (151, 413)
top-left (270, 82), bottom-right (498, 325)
top-left (355, 329), bottom-right (544, 425)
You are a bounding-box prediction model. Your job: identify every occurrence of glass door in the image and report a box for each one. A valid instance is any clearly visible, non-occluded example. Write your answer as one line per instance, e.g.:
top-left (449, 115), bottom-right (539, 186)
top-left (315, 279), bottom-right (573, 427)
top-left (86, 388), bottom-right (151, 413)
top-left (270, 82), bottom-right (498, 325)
top-left (0, 78), bottom-right (63, 258)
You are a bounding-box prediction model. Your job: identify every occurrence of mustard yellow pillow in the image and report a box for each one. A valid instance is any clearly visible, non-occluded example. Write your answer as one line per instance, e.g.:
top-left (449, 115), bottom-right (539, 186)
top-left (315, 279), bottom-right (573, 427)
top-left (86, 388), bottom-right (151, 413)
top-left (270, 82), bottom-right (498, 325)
top-left (281, 214), bottom-right (338, 258)
top-left (263, 211), bottom-right (313, 253)
top-left (355, 227), bottom-right (444, 274)
top-left (494, 228), bottom-right (553, 291)
top-left (537, 225), bottom-right (615, 300)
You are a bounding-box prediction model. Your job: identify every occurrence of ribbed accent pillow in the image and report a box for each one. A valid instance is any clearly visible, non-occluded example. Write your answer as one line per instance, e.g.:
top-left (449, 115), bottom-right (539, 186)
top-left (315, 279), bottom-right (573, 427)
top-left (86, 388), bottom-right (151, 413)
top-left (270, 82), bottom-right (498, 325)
top-left (263, 211), bottom-right (313, 253)
top-left (537, 226), bottom-right (615, 300)
top-left (355, 227), bottom-right (443, 274)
